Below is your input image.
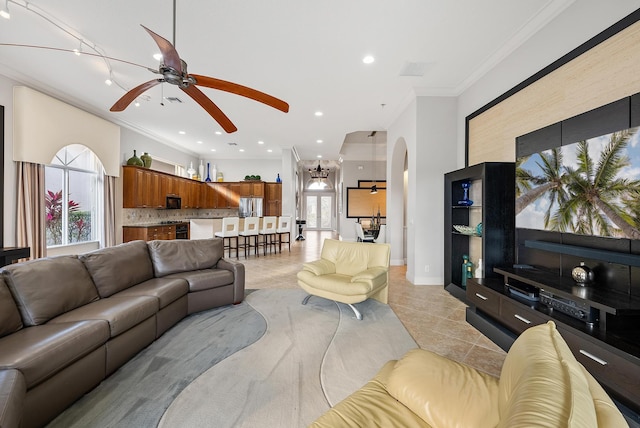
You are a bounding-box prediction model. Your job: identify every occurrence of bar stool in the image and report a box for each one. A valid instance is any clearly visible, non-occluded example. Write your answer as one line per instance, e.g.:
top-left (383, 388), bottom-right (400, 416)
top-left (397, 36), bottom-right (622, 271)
top-left (276, 216), bottom-right (292, 252)
top-left (259, 216), bottom-right (278, 254)
top-left (239, 217), bottom-right (260, 257)
top-left (215, 217), bottom-right (239, 259)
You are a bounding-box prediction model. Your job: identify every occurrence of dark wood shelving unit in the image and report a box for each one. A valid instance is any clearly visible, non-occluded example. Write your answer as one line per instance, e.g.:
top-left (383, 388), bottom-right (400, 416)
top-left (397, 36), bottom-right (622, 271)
top-left (444, 162), bottom-right (515, 300)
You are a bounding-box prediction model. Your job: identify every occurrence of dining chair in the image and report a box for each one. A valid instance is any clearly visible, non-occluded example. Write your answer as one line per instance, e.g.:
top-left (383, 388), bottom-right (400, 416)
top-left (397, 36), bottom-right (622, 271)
top-left (355, 223), bottom-right (374, 242)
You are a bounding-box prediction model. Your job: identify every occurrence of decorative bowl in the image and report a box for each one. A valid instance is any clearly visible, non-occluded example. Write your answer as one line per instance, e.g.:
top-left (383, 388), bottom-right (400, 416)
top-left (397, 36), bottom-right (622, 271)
top-left (453, 225), bottom-right (476, 235)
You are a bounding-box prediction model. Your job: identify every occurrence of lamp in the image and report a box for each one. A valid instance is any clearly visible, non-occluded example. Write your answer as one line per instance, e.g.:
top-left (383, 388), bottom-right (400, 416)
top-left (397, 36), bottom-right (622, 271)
top-left (370, 131), bottom-right (378, 194)
top-left (0, 0), bottom-right (10, 19)
top-left (309, 162), bottom-right (330, 180)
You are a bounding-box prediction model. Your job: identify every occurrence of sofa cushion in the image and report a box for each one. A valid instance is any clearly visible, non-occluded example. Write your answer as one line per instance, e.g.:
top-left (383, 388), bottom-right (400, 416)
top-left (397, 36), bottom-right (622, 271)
top-left (0, 277), bottom-right (22, 338)
top-left (80, 240), bottom-right (155, 297)
top-left (497, 321), bottom-right (598, 428)
top-left (49, 296), bottom-right (158, 337)
top-left (2, 256), bottom-right (99, 326)
top-left (114, 277), bottom-right (189, 308)
top-left (386, 348), bottom-right (500, 428)
top-left (148, 239), bottom-right (223, 277)
top-left (165, 269), bottom-right (234, 292)
top-left (0, 320), bottom-right (109, 388)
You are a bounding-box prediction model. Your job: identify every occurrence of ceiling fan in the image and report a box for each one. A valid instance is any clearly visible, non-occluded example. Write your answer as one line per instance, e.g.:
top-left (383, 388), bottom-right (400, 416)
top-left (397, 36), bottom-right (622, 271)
top-left (110, 5), bottom-right (289, 133)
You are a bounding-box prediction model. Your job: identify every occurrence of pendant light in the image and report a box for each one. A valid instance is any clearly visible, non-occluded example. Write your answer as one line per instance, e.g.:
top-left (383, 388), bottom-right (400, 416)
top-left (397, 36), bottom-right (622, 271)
top-left (370, 131), bottom-right (378, 194)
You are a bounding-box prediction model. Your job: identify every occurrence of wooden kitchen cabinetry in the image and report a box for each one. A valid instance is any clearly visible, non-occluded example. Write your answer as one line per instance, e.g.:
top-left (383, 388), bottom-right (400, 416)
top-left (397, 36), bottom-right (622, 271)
top-left (239, 181), bottom-right (264, 197)
top-left (123, 225), bottom-right (175, 242)
top-left (123, 166), bottom-right (183, 208)
top-left (264, 182), bottom-right (282, 216)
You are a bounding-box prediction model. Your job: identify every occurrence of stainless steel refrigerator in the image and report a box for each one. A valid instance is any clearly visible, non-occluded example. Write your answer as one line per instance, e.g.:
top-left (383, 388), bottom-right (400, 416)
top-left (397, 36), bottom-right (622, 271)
top-left (238, 197), bottom-right (263, 218)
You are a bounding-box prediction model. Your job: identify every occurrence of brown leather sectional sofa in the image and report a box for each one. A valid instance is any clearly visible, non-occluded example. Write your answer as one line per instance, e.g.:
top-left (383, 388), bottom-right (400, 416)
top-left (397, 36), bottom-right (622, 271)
top-left (0, 238), bottom-right (244, 428)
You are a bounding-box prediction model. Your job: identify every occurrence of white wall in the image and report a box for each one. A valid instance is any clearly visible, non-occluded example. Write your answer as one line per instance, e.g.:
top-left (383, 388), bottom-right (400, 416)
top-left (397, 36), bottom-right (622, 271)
top-left (387, 96), bottom-right (458, 284)
top-left (1, 74), bottom-right (18, 247)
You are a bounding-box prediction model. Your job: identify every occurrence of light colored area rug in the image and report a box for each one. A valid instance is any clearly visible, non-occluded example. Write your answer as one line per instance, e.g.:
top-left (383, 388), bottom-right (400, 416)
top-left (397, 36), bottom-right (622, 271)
top-left (159, 289), bottom-right (417, 428)
top-left (48, 288), bottom-right (417, 428)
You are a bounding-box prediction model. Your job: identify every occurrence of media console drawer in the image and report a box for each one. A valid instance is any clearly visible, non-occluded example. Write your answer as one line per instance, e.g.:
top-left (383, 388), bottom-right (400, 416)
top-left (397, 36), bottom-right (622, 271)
top-left (467, 279), bottom-right (500, 318)
top-left (557, 325), bottom-right (640, 408)
top-left (500, 298), bottom-right (546, 334)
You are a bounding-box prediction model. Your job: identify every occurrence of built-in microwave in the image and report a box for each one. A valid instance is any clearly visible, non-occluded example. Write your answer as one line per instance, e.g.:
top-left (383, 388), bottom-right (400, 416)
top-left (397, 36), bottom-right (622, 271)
top-left (166, 195), bottom-right (181, 210)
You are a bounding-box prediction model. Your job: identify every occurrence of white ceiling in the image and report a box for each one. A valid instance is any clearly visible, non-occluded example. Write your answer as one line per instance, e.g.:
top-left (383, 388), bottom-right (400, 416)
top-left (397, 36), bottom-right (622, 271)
top-left (0, 0), bottom-right (578, 163)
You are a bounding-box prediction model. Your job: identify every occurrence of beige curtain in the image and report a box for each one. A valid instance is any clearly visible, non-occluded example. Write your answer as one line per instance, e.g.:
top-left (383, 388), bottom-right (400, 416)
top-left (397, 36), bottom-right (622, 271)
top-left (16, 161), bottom-right (46, 259)
top-left (103, 175), bottom-right (117, 247)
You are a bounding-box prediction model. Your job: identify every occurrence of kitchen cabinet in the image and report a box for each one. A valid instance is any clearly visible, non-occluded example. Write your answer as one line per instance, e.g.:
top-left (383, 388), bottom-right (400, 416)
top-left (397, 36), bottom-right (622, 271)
top-left (123, 225), bottom-right (175, 242)
top-left (264, 182), bottom-right (282, 216)
top-left (239, 181), bottom-right (264, 197)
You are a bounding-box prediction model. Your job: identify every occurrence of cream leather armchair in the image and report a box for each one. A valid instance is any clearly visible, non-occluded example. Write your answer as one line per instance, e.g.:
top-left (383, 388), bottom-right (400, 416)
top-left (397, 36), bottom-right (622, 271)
top-left (297, 239), bottom-right (390, 320)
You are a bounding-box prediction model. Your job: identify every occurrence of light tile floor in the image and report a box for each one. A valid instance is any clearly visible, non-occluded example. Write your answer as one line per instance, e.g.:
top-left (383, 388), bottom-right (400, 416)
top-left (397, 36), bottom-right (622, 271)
top-left (242, 230), bottom-right (506, 377)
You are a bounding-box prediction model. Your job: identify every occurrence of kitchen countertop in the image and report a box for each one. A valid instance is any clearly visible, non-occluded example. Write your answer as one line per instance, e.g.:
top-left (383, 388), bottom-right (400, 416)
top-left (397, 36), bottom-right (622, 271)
top-left (123, 222), bottom-right (189, 228)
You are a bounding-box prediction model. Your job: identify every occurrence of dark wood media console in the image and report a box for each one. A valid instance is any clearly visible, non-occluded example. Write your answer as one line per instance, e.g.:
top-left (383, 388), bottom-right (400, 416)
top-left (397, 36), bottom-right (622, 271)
top-left (466, 267), bottom-right (640, 415)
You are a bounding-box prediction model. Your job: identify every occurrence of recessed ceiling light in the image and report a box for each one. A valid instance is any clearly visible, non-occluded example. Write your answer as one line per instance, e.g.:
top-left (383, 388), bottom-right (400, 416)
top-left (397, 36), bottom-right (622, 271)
top-left (215, 131), bottom-right (222, 135)
top-left (316, 139), bottom-right (323, 143)
top-left (239, 149), bottom-right (245, 152)
top-left (104, 79), bottom-right (112, 86)
top-left (179, 131), bottom-right (186, 135)
top-left (196, 141), bottom-right (203, 144)
top-left (210, 149), bottom-right (216, 152)
top-left (257, 140), bottom-right (264, 145)
top-left (315, 111), bottom-right (323, 117)
top-left (363, 55), bottom-right (375, 64)
top-left (153, 53), bottom-right (162, 61)
top-left (134, 101), bottom-right (140, 107)
top-left (317, 155), bottom-right (322, 158)
top-left (267, 149), bottom-right (273, 153)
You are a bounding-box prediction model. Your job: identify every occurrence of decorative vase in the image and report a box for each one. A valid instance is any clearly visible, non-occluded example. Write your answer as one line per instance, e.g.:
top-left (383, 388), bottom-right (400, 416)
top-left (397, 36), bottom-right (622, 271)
top-left (205, 162), bottom-right (212, 182)
top-left (276, 173), bottom-right (282, 183)
top-left (458, 180), bottom-right (473, 206)
top-left (140, 152), bottom-right (152, 168)
top-left (198, 160), bottom-right (205, 182)
top-left (186, 162), bottom-right (196, 179)
top-left (126, 150), bottom-right (144, 166)
top-left (212, 164), bottom-right (218, 182)
top-left (217, 171), bottom-right (224, 182)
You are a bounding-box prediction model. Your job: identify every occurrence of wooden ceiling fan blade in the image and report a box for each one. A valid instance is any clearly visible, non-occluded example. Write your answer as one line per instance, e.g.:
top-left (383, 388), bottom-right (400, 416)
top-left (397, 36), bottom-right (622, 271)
top-left (181, 85), bottom-right (238, 133)
top-left (141, 24), bottom-right (182, 73)
top-left (110, 79), bottom-right (162, 112)
top-left (190, 74), bottom-right (289, 113)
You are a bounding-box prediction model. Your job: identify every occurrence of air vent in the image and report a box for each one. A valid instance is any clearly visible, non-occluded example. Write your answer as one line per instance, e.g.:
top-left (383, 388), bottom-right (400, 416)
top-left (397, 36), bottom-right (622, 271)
top-left (164, 97), bottom-right (183, 103)
top-left (399, 61), bottom-right (432, 77)
top-left (227, 142), bottom-right (238, 146)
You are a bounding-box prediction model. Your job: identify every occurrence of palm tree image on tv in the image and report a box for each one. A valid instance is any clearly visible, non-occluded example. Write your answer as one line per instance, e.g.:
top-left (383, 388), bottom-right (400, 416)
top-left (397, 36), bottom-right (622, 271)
top-left (516, 127), bottom-right (640, 239)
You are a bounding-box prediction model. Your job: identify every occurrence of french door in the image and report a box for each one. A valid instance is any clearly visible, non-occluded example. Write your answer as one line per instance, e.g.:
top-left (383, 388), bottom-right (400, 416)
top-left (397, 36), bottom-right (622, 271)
top-left (305, 194), bottom-right (334, 230)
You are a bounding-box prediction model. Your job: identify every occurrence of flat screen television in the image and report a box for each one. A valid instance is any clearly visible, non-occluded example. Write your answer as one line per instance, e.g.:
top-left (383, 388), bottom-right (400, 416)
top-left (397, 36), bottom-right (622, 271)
top-left (516, 126), bottom-right (640, 240)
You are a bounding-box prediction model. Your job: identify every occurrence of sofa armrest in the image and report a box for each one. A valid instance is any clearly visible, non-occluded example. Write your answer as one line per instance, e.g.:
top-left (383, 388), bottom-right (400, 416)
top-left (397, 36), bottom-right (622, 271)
top-left (0, 369), bottom-right (26, 428)
top-left (301, 259), bottom-right (336, 276)
top-left (216, 258), bottom-right (245, 304)
top-left (351, 267), bottom-right (387, 282)
top-left (387, 349), bottom-right (500, 428)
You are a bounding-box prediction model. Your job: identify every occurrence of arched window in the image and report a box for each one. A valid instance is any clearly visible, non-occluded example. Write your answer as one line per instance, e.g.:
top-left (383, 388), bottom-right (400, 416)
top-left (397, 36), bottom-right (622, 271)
top-left (44, 144), bottom-right (103, 247)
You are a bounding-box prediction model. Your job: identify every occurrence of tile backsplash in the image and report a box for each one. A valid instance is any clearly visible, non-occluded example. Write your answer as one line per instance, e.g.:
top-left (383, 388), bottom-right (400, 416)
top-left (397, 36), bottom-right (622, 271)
top-left (123, 208), bottom-right (239, 225)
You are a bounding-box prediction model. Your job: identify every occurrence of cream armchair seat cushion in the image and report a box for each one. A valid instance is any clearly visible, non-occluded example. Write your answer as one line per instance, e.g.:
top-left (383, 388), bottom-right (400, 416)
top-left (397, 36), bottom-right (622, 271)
top-left (297, 239), bottom-right (390, 317)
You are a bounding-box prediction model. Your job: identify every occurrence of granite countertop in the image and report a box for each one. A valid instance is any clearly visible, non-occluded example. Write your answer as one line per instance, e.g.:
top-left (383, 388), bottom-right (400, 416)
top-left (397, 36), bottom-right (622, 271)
top-left (123, 222), bottom-right (189, 228)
